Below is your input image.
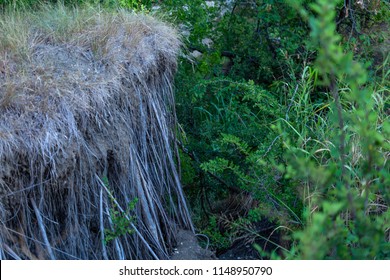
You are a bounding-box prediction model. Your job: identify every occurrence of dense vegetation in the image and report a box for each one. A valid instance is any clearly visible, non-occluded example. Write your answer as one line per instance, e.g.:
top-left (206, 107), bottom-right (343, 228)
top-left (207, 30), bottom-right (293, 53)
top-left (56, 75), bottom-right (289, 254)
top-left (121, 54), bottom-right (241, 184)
top-left (2, 0), bottom-right (388, 259)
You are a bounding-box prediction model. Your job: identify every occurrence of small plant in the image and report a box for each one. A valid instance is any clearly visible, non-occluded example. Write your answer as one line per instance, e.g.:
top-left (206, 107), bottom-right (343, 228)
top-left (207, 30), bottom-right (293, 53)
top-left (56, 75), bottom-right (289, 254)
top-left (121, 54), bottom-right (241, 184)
top-left (201, 215), bottom-right (231, 250)
top-left (107, 0), bottom-right (153, 11)
top-left (102, 177), bottom-right (139, 244)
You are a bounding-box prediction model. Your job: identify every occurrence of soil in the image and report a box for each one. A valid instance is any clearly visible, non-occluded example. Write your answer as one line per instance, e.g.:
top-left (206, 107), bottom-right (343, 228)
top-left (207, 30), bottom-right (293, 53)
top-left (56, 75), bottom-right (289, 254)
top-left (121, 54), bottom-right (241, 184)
top-left (170, 230), bottom-right (216, 260)
top-left (171, 229), bottom-right (264, 260)
top-left (217, 242), bottom-right (261, 260)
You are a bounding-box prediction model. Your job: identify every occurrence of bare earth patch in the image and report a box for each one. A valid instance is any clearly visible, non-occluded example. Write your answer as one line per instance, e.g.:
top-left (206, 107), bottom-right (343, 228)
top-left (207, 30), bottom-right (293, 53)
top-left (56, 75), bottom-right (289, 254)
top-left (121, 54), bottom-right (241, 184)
top-left (171, 230), bottom-right (216, 260)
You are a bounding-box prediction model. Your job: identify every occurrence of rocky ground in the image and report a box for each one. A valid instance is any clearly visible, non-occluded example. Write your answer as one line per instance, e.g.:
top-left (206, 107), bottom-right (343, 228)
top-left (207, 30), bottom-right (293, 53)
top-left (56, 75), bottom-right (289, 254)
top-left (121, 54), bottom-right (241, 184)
top-left (171, 229), bottom-right (263, 260)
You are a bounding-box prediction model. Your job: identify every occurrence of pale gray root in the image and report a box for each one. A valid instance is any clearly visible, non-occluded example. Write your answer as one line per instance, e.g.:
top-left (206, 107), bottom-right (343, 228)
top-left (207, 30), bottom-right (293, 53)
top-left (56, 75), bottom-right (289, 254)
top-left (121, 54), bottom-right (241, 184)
top-left (2, 244), bottom-right (21, 260)
top-left (31, 199), bottom-right (56, 260)
top-left (99, 188), bottom-right (108, 260)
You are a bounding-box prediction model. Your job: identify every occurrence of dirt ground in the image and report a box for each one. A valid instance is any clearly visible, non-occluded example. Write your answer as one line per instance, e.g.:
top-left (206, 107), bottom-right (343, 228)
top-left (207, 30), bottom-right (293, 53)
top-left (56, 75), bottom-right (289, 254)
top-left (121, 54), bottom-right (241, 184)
top-left (170, 230), bottom-right (216, 260)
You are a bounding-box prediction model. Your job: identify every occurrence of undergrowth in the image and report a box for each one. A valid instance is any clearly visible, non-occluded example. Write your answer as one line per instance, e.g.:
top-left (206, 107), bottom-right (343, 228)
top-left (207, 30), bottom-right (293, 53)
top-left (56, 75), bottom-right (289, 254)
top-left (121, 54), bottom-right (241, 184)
top-left (173, 0), bottom-right (389, 259)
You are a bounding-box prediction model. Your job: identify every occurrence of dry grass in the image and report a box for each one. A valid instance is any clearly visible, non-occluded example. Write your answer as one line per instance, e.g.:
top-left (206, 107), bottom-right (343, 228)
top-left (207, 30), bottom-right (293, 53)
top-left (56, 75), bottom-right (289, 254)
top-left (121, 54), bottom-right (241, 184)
top-left (0, 4), bottom-right (193, 259)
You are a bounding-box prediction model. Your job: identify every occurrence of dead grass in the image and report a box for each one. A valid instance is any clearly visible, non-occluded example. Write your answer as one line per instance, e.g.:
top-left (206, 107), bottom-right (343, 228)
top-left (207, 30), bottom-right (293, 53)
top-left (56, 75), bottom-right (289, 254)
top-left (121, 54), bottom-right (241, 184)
top-left (0, 4), bottom-right (193, 259)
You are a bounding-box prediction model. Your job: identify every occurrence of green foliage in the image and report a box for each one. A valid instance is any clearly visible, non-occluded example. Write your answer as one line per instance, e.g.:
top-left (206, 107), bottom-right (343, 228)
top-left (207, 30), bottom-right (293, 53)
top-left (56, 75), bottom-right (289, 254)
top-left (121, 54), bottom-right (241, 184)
top-left (201, 215), bottom-right (231, 250)
top-left (102, 177), bottom-right (139, 244)
top-left (161, 0), bottom-right (215, 43)
top-left (97, 0), bottom-right (153, 10)
top-left (168, 1), bottom-right (316, 250)
top-left (172, 0), bottom-right (388, 259)
top-left (105, 197), bottom-right (138, 243)
top-left (218, 1), bottom-right (310, 83)
top-left (278, 0), bottom-right (389, 259)
top-left (178, 149), bottom-right (197, 186)
top-left (176, 74), bottom-right (304, 251)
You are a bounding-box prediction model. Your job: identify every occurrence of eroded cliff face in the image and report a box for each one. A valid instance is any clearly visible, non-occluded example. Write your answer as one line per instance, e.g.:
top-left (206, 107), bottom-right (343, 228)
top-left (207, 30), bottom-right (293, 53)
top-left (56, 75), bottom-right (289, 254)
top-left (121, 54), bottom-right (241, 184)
top-left (0, 6), bottom-right (192, 260)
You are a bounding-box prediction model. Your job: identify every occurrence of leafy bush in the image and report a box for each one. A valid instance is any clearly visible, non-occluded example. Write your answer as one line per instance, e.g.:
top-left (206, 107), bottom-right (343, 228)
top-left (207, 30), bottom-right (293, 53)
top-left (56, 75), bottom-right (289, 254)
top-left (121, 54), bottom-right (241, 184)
top-left (276, 0), bottom-right (389, 259)
top-left (174, 0), bottom-right (389, 258)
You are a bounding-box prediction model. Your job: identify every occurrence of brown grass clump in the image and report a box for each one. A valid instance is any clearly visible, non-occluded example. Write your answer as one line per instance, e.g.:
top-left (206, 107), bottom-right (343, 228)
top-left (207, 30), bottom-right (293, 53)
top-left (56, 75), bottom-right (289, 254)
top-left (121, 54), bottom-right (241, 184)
top-left (0, 5), bottom-right (193, 259)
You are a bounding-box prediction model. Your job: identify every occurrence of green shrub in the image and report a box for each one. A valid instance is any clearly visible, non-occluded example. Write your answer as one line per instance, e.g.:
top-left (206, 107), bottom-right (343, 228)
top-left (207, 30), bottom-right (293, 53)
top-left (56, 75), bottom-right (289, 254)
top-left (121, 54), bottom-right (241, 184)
top-left (278, 0), bottom-right (389, 259)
